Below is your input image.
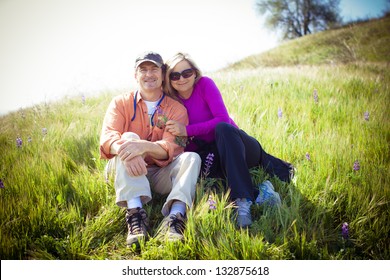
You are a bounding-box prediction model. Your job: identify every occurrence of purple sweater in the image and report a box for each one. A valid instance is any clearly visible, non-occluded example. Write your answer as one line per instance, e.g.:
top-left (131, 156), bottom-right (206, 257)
top-left (179, 76), bottom-right (238, 151)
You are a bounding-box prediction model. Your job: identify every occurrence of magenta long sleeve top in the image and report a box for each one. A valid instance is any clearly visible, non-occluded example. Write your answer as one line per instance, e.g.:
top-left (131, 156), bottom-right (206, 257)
top-left (178, 76), bottom-right (238, 151)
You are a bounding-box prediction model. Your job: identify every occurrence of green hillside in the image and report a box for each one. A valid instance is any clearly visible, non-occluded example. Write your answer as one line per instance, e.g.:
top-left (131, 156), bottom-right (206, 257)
top-left (229, 15), bottom-right (390, 69)
top-left (0, 15), bottom-right (389, 261)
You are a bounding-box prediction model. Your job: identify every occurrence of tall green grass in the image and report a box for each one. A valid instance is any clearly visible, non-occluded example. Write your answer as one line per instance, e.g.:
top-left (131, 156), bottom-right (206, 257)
top-left (1, 61), bottom-right (388, 260)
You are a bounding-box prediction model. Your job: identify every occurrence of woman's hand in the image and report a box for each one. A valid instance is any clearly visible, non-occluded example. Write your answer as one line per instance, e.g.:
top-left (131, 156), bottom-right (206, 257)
top-left (166, 120), bottom-right (187, 136)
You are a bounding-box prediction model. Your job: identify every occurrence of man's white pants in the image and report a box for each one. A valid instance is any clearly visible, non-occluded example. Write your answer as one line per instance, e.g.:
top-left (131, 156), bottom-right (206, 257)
top-left (112, 133), bottom-right (201, 216)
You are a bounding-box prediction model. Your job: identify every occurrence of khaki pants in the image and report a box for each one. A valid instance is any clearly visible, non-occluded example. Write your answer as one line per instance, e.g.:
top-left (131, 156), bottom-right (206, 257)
top-left (111, 132), bottom-right (201, 216)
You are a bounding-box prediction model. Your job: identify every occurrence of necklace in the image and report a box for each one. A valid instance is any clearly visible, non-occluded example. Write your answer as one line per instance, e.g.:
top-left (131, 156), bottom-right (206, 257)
top-left (131, 91), bottom-right (166, 126)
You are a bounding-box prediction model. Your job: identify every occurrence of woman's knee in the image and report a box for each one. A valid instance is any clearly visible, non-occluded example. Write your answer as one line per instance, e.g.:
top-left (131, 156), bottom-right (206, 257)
top-left (215, 122), bottom-right (238, 143)
top-left (215, 122), bottom-right (236, 136)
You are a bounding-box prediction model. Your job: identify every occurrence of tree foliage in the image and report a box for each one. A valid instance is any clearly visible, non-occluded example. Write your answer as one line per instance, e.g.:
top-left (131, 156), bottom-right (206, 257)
top-left (257, 0), bottom-right (341, 39)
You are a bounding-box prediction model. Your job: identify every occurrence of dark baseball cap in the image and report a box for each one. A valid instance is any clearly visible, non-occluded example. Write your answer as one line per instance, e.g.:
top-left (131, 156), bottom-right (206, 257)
top-left (134, 51), bottom-right (164, 68)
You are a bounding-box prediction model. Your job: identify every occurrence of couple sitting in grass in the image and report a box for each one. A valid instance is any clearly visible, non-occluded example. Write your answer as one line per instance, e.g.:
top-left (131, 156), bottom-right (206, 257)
top-left (99, 51), bottom-right (294, 248)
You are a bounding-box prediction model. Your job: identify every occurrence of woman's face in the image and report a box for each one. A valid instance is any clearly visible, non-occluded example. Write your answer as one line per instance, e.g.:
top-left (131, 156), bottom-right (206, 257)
top-left (170, 60), bottom-right (196, 96)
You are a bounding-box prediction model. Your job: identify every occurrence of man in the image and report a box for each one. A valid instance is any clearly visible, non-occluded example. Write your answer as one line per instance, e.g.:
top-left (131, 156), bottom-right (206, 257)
top-left (100, 51), bottom-right (201, 247)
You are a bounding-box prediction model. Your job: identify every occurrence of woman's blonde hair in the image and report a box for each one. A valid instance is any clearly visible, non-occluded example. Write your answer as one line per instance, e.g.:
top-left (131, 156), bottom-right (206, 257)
top-left (163, 52), bottom-right (203, 100)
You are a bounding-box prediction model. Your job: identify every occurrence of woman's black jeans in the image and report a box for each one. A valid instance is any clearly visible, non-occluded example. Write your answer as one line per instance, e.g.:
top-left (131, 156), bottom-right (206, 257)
top-left (206, 122), bottom-right (294, 201)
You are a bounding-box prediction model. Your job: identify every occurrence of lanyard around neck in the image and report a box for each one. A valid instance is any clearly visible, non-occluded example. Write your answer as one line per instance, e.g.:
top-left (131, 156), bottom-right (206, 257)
top-left (131, 91), bottom-right (166, 126)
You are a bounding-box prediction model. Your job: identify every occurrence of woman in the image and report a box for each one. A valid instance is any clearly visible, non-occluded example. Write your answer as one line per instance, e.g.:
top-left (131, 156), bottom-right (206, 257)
top-left (164, 52), bottom-right (294, 228)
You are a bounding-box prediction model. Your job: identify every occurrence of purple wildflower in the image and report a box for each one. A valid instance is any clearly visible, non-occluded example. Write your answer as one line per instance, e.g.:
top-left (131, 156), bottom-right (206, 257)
top-left (155, 107), bottom-right (168, 129)
top-left (208, 195), bottom-right (217, 210)
top-left (0, 179), bottom-right (4, 189)
top-left (364, 111), bottom-right (369, 121)
top-left (278, 108), bottom-right (283, 118)
top-left (313, 89), bottom-right (319, 103)
top-left (203, 153), bottom-right (215, 177)
top-left (42, 128), bottom-right (47, 136)
top-left (81, 94), bottom-right (86, 105)
top-left (305, 152), bottom-right (311, 161)
top-left (353, 160), bottom-right (360, 171)
top-left (16, 137), bottom-right (22, 148)
top-left (341, 222), bottom-right (349, 239)
top-left (156, 115), bottom-right (168, 129)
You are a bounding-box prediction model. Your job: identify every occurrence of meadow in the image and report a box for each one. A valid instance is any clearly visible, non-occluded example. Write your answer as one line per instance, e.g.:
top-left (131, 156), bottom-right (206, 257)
top-left (1, 17), bottom-right (389, 260)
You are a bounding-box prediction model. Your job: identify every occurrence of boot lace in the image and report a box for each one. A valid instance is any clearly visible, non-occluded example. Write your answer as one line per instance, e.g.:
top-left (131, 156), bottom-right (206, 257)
top-left (126, 209), bottom-right (145, 234)
top-left (169, 215), bottom-right (185, 234)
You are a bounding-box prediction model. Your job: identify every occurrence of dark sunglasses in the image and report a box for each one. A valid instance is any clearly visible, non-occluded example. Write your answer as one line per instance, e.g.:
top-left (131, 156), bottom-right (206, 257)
top-left (169, 68), bottom-right (195, 81)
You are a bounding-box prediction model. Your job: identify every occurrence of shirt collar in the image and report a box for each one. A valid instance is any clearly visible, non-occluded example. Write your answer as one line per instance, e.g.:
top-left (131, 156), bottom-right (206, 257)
top-left (135, 90), bottom-right (166, 106)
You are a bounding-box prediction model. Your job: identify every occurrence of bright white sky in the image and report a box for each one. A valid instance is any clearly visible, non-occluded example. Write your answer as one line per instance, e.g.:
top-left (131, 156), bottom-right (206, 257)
top-left (0, 0), bottom-right (388, 115)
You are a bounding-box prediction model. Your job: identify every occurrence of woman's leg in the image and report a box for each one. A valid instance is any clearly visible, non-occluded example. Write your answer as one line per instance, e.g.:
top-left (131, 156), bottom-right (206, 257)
top-left (215, 123), bottom-right (294, 200)
top-left (257, 142), bottom-right (294, 183)
top-left (215, 122), bottom-right (260, 201)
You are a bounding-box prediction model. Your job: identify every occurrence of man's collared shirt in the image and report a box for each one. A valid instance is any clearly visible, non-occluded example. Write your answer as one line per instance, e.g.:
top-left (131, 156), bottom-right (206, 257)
top-left (100, 90), bottom-right (188, 167)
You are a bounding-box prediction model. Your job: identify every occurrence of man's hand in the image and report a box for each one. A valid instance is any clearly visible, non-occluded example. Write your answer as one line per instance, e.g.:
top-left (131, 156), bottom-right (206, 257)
top-left (166, 120), bottom-right (187, 136)
top-left (110, 134), bottom-right (168, 177)
top-left (123, 156), bottom-right (147, 177)
top-left (117, 140), bottom-right (148, 177)
top-left (118, 140), bottom-right (146, 161)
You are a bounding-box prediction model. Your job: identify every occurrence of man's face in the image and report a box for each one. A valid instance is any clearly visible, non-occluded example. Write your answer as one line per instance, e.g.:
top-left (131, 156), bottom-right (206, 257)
top-left (135, 62), bottom-right (163, 92)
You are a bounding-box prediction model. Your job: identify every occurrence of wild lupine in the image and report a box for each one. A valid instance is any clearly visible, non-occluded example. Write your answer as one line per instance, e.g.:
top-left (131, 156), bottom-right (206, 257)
top-left (364, 111), bottom-right (369, 121)
top-left (154, 108), bottom-right (189, 147)
top-left (0, 179), bottom-right (4, 189)
top-left (81, 94), bottom-right (86, 105)
top-left (342, 222), bottom-right (349, 239)
top-left (16, 137), bottom-right (22, 148)
top-left (155, 107), bottom-right (168, 129)
top-left (353, 160), bottom-right (360, 171)
top-left (305, 152), bottom-right (311, 161)
top-left (313, 89), bottom-right (319, 103)
top-left (156, 115), bottom-right (169, 129)
top-left (278, 108), bottom-right (283, 118)
top-left (208, 195), bottom-right (217, 210)
top-left (203, 153), bottom-right (215, 177)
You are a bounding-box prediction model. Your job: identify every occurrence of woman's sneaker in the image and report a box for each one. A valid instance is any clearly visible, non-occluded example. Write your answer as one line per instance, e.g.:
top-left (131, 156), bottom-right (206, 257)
top-left (235, 198), bottom-right (253, 228)
top-left (255, 180), bottom-right (281, 206)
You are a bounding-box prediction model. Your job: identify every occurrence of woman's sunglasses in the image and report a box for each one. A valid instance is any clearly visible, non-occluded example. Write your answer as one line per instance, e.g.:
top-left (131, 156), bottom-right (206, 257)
top-left (169, 68), bottom-right (195, 81)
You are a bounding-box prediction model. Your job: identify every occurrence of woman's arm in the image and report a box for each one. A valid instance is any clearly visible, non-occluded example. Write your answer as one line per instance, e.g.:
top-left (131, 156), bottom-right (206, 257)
top-left (186, 77), bottom-right (231, 137)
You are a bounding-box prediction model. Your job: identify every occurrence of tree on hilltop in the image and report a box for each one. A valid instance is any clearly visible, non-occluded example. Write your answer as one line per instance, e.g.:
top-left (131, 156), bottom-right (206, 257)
top-left (256, 0), bottom-right (342, 39)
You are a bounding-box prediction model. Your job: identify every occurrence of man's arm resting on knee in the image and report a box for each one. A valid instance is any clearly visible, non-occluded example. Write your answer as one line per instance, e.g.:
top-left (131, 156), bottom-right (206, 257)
top-left (110, 139), bottom-right (168, 160)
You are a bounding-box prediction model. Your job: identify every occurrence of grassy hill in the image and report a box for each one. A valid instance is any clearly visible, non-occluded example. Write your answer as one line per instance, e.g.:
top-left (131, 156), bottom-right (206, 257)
top-left (229, 15), bottom-right (390, 68)
top-left (1, 17), bottom-right (389, 260)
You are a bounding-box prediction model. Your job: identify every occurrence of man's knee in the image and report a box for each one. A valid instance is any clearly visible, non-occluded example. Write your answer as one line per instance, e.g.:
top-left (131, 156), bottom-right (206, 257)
top-left (121, 132), bottom-right (140, 140)
top-left (178, 152), bottom-right (201, 173)
top-left (183, 152), bottom-right (201, 165)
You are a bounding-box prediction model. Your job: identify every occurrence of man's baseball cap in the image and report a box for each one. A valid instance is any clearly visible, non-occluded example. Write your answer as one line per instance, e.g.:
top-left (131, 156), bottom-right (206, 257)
top-left (134, 51), bottom-right (164, 68)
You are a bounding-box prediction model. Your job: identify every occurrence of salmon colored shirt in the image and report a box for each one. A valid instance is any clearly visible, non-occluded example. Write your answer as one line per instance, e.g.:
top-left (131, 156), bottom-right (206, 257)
top-left (100, 90), bottom-right (188, 167)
